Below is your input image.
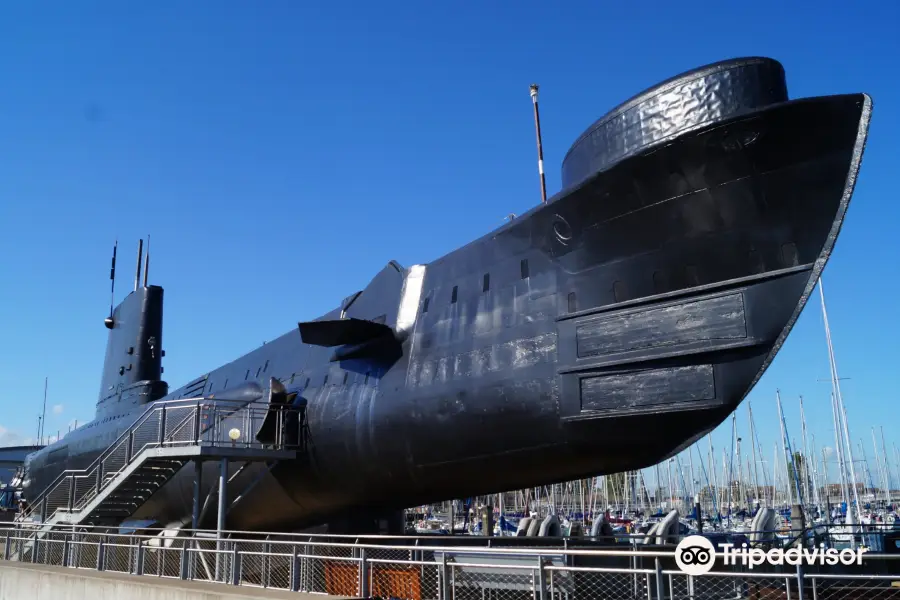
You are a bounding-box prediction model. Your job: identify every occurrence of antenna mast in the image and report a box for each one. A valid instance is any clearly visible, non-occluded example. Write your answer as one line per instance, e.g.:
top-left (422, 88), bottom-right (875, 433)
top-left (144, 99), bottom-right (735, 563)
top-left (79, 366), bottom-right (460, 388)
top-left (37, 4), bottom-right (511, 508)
top-left (39, 377), bottom-right (48, 444)
top-left (529, 84), bottom-right (548, 204)
top-left (143, 234), bottom-right (150, 287)
top-left (105, 240), bottom-right (117, 329)
top-left (133, 238), bottom-right (143, 292)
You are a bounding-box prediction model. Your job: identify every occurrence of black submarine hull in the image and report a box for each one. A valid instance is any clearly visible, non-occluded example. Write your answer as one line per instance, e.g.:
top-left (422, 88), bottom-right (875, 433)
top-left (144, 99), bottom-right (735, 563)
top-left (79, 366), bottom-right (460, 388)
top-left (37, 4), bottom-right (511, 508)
top-left (23, 58), bottom-right (871, 533)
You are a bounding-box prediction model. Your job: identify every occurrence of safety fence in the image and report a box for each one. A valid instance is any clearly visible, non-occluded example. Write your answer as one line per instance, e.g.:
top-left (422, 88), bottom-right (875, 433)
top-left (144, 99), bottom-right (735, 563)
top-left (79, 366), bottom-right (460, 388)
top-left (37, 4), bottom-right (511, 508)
top-left (3, 526), bottom-right (900, 599)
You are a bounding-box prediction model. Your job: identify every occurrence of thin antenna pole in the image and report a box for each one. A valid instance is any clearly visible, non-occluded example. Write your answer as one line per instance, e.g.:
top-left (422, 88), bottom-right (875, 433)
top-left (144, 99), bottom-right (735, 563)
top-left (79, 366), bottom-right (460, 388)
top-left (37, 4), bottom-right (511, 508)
top-left (40, 377), bottom-right (48, 443)
top-left (134, 238), bottom-right (144, 292)
top-left (143, 234), bottom-right (150, 287)
top-left (529, 84), bottom-right (548, 204)
top-left (109, 240), bottom-right (117, 316)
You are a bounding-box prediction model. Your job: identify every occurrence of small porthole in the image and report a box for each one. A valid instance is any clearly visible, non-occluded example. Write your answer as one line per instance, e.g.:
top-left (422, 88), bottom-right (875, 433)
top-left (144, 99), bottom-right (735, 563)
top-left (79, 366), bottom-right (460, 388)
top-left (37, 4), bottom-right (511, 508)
top-left (520, 259), bottom-right (529, 279)
top-left (365, 372), bottom-right (370, 385)
top-left (451, 286), bottom-right (458, 304)
top-left (245, 369), bottom-right (250, 380)
top-left (482, 273), bottom-right (490, 293)
top-left (263, 360), bottom-right (269, 373)
top-left (422, 297), bottom-right (430, 313)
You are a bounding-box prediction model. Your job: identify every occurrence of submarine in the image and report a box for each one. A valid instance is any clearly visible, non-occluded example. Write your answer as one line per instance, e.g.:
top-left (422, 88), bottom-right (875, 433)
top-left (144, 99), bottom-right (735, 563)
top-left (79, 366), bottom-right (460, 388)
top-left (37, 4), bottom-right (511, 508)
top-left (22, 57), bottom-right (871, 533)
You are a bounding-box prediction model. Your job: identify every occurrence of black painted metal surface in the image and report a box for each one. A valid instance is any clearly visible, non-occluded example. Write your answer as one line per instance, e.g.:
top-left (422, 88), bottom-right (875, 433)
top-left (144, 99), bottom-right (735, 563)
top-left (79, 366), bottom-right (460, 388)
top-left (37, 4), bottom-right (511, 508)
top-left (22, 57), bottom-right (872, 533)
top-left (562, 57), bottom-right (788, 190)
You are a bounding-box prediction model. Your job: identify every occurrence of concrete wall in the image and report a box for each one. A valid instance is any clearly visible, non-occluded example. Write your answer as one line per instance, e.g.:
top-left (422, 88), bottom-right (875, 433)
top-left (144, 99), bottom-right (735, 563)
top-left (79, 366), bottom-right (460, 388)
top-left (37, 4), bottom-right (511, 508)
top-left (0, 561), bottom-right (359, 600)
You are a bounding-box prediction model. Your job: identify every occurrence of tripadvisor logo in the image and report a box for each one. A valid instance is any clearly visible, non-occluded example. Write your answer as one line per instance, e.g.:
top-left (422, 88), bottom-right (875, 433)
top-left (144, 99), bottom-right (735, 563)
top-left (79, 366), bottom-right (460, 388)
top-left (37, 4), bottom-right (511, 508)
top-left (675, 535), bottom-right (868, 575)
top-left (675, 536), bottom-right (716, 575)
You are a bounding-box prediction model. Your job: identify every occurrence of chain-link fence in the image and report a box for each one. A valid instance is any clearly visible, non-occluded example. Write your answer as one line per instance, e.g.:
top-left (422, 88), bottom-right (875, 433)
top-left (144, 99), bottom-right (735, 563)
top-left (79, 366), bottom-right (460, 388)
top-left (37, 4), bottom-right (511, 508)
top-left (3, 526), bottom-right (900, 599)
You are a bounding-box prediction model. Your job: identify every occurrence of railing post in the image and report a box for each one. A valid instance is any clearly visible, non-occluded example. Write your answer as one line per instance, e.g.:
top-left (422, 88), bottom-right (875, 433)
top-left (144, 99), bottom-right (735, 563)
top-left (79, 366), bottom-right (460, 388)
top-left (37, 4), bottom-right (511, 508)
top-left (158, 405), bottom-right (168, 447)
top-left (655, 557), bottom-right (665, 600)
top-left (440, 551), bottom-right (451, 600)
top-left (193, 403), bottom-right (202, 442)
top-left (67, 475), bottom-right (76, 512)
top-left (135, 540), bottom-right (145, 576)
top-left (536, 555), bottom-right (548, 600)
top-left (4, 531), bottom-right (10, 560)
top-left (62, 535), bottom-right (70, 568)
top-left (290, 545), bottom-right (300, 592)
top-left (179, 540), bottom-right (190, 580)
top-left (97, 537), bottom-right (106, 571)
top-left (358, 547), bottom-right (369, 598)
top-left (96, 464), bottom-right (103, 495)
top-left (231, 545), bottom-right (240, 586)
top-left (796, 561), bottom-right (806, 600)
top-left (126, 431), bottom-right (133, 463)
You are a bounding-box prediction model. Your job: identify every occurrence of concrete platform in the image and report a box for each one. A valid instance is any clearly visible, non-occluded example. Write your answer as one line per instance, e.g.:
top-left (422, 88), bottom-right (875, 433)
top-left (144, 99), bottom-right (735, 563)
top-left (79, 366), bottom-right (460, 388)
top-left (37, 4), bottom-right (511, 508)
top-left (0, 561), bottom-right (359, 600)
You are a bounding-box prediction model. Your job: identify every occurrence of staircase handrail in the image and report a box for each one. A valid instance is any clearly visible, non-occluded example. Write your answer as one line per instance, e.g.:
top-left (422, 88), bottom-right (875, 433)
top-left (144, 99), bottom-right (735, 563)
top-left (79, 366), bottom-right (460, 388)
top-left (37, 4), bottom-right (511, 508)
top-left (17, 396), bottom-right (244, 523)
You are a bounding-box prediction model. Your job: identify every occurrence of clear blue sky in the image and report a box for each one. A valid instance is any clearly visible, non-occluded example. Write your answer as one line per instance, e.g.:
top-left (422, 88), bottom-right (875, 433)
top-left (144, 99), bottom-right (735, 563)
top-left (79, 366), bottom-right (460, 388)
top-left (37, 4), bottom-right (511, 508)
top-left (1, 1), bottom-right (897, 486)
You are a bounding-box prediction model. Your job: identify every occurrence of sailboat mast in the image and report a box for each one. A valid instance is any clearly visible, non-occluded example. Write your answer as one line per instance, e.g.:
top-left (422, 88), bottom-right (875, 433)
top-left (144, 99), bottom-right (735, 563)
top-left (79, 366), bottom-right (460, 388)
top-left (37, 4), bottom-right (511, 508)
top-left (776, 390), bottom-right (796, 506)
top-left (882, 428), bottom-right (895, 503)
top-left (819, 278), bottom-right (862, 521)
top-left (748, 401), bottom-right (762, 507)
top-left (872, 428), bottom-right (888, 506)
top-left (830, 390), bottom-right (850, 508)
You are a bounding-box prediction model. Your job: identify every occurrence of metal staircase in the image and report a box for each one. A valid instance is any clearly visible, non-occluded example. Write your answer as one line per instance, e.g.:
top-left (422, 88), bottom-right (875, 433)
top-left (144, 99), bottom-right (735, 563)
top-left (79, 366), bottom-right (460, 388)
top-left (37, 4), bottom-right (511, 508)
top-left (15, 397), bottom-right (303, 531)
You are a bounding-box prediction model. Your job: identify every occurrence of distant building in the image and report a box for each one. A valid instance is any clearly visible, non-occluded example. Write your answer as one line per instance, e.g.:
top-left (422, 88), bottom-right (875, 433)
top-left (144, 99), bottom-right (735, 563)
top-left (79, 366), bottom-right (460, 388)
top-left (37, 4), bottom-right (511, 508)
top-left (0, 445), bottom-right (41, 484)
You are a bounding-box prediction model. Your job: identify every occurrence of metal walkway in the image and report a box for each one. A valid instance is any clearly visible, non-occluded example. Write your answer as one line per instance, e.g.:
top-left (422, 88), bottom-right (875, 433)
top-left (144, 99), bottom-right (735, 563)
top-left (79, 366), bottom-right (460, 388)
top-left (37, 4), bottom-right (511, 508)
top-left (16, 397), bottom-right (303, 531)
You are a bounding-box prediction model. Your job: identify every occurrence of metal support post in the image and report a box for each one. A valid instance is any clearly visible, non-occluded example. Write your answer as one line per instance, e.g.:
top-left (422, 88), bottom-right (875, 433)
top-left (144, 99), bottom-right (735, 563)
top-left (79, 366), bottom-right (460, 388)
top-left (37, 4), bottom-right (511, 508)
top-left (97, 538), bottom-right (106, 571)
top-left (4, 531), bottom-right (10, 560)
top-left (231, 544), bottom-right (240, 585)
top-left (358, 547), bottom-right (369, 598)
top-left (135, 540), bottom-right (145, 576)
top-left (158, 406), bottom-right (168, 446)
top-left (655, 558), bottom-right (665, 600)
top-left (536, 556), bottom-right (548, 600)
top-left (193, 403), bottom-right (202, 441)
top-left (179, 541), bottom-right (189, 580)
top-left (67, 475), bottom-right (76, 512)
top-left (191, 459), bottom-right (202, 530)
top-left (797, 562), bottom-right (806, 600)
top-left (291, 545), bottom-right (301, 592)
top-left (215, 457), bottom-right (228, 581)
top-left (440, 552), bottom-right (451, 600)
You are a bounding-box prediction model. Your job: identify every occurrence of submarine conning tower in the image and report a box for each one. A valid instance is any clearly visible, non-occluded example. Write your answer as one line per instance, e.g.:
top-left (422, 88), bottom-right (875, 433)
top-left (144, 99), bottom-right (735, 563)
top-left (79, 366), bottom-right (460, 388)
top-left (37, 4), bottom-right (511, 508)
top-left (96, 239), bottom-right (168, 418)
top-left (560, 56), bottom-right (789, 190)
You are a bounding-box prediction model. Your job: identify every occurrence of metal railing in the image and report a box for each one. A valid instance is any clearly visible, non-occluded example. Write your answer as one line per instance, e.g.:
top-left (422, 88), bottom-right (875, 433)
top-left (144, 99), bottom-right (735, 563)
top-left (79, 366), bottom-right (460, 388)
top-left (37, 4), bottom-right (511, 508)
top-left (2, 525), bottom-right (900, 600)
top-left (18, 398), bottom-right (304, 525)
